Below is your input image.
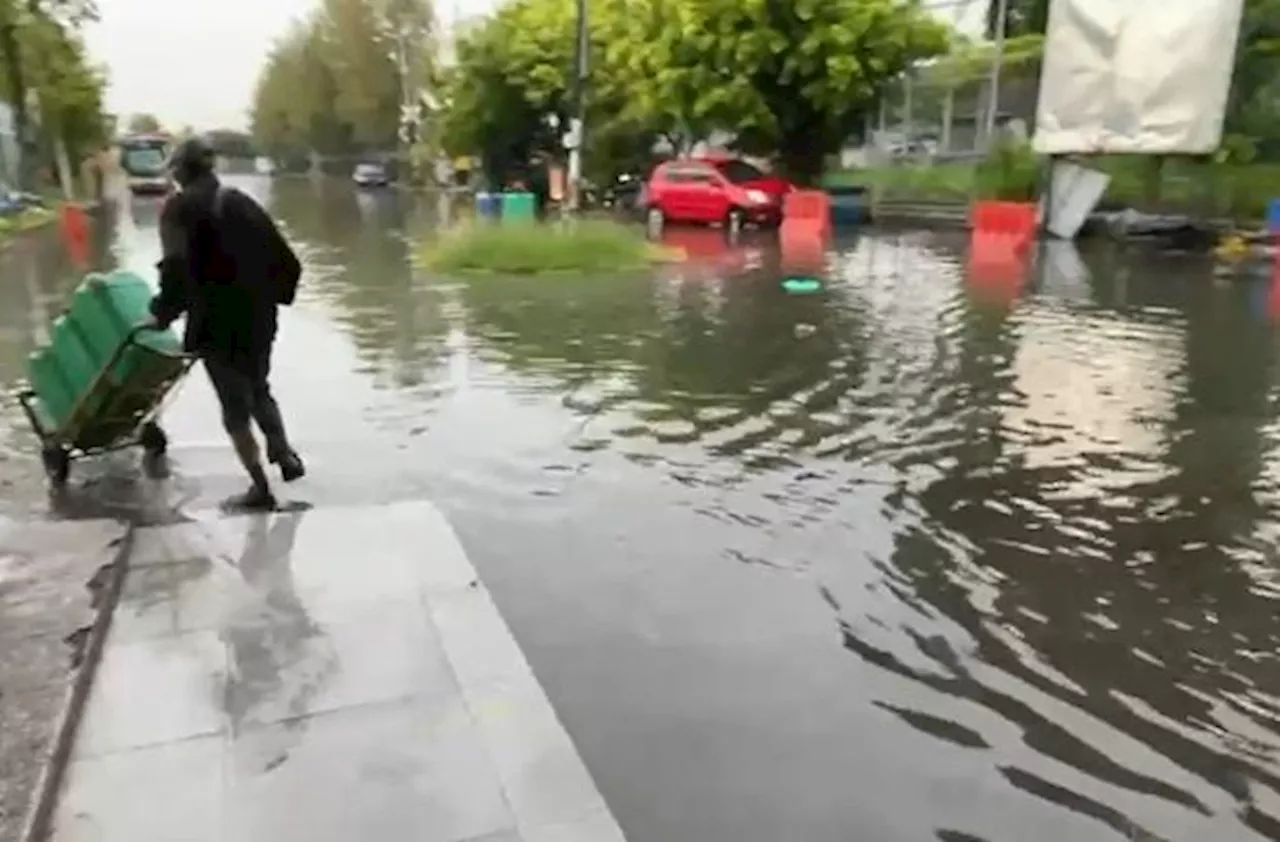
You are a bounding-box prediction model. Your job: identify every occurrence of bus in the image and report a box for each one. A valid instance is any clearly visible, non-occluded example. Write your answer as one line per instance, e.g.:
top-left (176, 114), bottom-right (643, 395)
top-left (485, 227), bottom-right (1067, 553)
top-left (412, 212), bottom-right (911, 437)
top-left (117, 133), bottom-right (172, 195)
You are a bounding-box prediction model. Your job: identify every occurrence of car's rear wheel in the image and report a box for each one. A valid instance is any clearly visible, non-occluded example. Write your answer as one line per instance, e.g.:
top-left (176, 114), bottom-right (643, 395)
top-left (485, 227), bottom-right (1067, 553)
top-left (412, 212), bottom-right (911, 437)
top-left (726, 207), bottom-right (747, 237)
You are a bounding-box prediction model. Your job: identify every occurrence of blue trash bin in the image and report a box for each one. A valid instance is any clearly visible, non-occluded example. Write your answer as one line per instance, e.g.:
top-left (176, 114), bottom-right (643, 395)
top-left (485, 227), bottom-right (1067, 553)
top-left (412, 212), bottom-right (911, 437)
top-left (475, 191), bottom-right (502, 221)
top-left (827, 185), bottom-right (869, 227)
top-left (1266, 198), bottom-right (1280, 234)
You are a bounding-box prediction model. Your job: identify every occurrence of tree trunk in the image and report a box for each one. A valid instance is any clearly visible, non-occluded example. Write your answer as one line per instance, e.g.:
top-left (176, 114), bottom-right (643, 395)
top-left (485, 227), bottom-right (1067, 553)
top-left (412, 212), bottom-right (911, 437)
top-left (0, 10), bottom-right (32, 189)
top-left (777, 135), bottom-right (825, 188)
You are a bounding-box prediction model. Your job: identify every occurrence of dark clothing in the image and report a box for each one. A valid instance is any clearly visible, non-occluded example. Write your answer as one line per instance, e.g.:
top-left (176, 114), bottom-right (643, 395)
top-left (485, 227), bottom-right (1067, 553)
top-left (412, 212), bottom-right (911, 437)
top-left (152, 174), bottom-right (301, 444)
top-left (150, 174), bottom-right (301, 373)
top-left (204, 354), bottom-right (289, 449)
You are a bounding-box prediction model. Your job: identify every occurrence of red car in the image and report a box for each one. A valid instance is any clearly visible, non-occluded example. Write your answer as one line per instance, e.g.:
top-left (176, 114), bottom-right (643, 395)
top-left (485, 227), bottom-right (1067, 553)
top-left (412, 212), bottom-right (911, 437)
top-left (643, 157), bottom-right (791, 230)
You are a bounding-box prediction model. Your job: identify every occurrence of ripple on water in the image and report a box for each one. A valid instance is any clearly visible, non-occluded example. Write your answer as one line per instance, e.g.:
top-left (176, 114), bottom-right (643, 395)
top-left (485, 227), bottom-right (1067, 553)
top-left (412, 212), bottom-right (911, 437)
top-left (7, 192), bottom-right (1280, 838)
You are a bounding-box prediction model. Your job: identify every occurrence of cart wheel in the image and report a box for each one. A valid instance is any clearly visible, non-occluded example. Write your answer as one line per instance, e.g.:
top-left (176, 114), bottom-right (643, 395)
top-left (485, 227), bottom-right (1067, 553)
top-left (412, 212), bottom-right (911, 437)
top-left (139, 422), bottom-right (168, 456)
top-left (41, 446), bottom-right (70, 487)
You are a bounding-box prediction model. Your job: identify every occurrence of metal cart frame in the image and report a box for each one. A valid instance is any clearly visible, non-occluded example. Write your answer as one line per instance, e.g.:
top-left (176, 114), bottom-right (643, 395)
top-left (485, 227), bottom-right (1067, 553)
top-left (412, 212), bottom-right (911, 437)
top-left (16, 326), bottom-right (195, 486)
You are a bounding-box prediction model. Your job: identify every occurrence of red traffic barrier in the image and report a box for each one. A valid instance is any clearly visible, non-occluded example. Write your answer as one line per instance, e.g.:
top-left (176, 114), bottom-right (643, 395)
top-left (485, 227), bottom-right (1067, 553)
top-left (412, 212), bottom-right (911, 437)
top-left (59, 203), bottom-right (90, 269)
top-left (782, 190), bottom-right (831, 236)
top-left (970, 200), bottom-right (1037, 255)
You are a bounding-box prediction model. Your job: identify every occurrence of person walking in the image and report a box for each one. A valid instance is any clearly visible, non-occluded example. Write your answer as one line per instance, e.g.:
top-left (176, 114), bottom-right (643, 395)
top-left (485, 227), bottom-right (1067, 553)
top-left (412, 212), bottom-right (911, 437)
top-left (148, 136), bottom-right (305, 510)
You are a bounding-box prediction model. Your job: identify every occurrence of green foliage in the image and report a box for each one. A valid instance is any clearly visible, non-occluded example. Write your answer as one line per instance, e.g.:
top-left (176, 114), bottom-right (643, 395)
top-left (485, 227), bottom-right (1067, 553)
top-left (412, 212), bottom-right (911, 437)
top-left (250, 0), bottom-right (434, 160)
top-left (974, 137), bottom-right (1038, 200)
top-left (417, 219), bottom-right (652, 275)
top-left (0, 2), bottom-right (106, 188)
top-left (25, 16), bottom-right (106, 163)
top-left (443, 0), bottom-right (950, 187)
top-left (721, 0), bottom-right (951, 183)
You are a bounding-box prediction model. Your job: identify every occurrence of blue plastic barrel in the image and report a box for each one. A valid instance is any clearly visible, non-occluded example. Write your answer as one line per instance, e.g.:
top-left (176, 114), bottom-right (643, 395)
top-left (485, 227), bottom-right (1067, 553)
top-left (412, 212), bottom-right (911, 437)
top-left (475, 191), bottom-right (502, 221)
top-left (826, 185), bottom-right (869, 227)
top-left (1267, 199), bottom-right (1280, 234)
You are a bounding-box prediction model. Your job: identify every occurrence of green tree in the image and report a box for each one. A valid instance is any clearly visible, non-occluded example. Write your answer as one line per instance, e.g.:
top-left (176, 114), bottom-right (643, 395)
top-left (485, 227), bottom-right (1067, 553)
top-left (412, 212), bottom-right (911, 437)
top-left (632, 0), bottom-right (950, 184)
top-left (249, 0), bottom-right (435, 161)
top-left (0, 0), bottom-right (98, 187)
top-left (438, 0), bottom-right (574, 183)
top-left (439, 0), bottom-right (658, 185)
top-left (251, 14), bottom-right (351, 162)
top-left (26, 15), bottom-right (107, 166)
top-left (601, 0), bottom-right (758, 154)
top-left (1223, 0), bottom-right (1280, 160)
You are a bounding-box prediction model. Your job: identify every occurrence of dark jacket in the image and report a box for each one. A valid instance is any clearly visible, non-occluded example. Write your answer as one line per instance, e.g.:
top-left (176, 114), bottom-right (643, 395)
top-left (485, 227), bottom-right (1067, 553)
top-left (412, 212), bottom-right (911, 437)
top-left (151, 174), bottom-right (301, 369)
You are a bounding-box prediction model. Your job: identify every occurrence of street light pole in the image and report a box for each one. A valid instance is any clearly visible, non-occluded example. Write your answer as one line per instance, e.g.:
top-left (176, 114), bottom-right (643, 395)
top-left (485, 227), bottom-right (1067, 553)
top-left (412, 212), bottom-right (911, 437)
top-left (567, 0), bottom-right (587, 212)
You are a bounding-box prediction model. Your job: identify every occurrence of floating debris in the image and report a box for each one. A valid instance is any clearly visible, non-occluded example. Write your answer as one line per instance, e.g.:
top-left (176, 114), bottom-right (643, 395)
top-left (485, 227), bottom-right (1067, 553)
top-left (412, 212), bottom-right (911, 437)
top-left (781, 275), bottom-right (823, 294)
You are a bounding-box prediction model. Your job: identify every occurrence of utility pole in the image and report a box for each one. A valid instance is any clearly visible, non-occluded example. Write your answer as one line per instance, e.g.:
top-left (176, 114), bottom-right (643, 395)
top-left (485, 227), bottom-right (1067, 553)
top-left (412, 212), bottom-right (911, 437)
top-left (984, 0), bottom-right (1009, 148)
top-left (567, 0), bottom-right (587, 212)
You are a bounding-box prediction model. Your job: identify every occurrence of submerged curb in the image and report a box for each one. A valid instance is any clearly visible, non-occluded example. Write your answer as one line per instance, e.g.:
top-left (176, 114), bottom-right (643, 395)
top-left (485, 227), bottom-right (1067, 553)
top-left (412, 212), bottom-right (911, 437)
top-left (18, 526), bottom-right (135, 842)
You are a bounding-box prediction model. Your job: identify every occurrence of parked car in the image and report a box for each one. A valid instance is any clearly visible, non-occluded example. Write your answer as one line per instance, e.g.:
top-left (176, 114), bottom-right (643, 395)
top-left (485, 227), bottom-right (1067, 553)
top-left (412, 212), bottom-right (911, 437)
top-left (643, 156), bottom-right (791, 230)
top-left (353, 162), bottom-right (390, 188)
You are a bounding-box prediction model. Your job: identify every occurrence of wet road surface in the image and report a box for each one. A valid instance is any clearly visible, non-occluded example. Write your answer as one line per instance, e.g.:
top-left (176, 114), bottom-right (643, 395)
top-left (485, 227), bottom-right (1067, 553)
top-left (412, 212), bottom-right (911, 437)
top-left (5, 177), bottom-right (1280, 840)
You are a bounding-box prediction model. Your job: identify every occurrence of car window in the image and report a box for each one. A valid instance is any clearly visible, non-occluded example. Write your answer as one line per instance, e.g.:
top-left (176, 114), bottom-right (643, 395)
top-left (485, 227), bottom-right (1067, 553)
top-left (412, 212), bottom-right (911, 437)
top-left (714, 160), bottom-right (765, 184)
top-left (661, 164), bottom-right (716, 184)
top-left (122, 148), bottom-right (167, 175)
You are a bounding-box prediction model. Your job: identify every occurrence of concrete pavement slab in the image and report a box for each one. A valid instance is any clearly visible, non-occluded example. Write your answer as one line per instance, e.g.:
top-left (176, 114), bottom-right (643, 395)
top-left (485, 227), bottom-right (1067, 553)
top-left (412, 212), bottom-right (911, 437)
top-left (49, 500), bottom-right (627, 842)
top-left (0, 517), bottom-right (127, 842)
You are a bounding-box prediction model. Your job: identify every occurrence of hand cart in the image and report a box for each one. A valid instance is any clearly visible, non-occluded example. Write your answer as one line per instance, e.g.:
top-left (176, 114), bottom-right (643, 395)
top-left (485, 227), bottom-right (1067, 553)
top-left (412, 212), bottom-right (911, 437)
top-left (15, 271), bottom-right (194, 487)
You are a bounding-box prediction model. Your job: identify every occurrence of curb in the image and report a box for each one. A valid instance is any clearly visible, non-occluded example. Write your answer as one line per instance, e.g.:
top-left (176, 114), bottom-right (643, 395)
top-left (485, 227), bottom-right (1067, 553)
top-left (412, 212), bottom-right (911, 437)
top-left (18, 525), bottom-right (135, 842)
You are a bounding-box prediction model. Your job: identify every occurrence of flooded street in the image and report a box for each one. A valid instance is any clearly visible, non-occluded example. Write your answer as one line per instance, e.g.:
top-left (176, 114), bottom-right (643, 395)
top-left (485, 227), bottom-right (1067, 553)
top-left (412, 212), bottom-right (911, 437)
top-left (6, 176), bottom-right (1280, 840)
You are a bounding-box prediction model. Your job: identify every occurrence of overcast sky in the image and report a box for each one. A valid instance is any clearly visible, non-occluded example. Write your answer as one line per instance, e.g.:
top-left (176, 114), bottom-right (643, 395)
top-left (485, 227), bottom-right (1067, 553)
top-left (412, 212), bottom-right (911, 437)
top-left (82, 0), bottom-right (499, 131)
top-left (82, 0), bottom-right (981, 132)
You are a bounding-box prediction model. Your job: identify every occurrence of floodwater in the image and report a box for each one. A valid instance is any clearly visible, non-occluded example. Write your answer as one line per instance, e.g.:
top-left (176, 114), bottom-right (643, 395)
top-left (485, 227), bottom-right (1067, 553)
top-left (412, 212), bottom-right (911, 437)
top-left (5, 177), bottom-right (1280, 841)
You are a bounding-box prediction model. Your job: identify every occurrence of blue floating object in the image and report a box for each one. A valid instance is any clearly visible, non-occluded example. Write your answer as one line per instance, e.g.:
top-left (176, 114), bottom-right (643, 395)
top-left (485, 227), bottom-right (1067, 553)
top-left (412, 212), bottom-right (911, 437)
top-left (782, 276), bottom-right (823, 294)
top-left (1267, 199), bottom-right (1280, 234)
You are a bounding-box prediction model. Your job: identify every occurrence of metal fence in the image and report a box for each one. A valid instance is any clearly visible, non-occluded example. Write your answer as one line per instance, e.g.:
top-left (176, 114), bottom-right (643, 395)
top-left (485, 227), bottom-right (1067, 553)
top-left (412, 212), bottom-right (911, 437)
top-left (851, 40), bottom-right (1044, 210)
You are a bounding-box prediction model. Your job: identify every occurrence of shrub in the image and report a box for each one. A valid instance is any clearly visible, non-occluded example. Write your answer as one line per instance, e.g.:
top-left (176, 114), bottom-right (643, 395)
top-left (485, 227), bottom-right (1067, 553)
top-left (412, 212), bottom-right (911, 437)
top-left (974, 138), bottom-right (1039, 201)
top-left (416, 219), bottom-right (653, 275)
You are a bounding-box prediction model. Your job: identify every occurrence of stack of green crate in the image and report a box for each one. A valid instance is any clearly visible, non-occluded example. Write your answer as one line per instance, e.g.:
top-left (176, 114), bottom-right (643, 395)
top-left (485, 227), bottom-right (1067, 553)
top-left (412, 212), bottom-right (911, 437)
top-left (26, 270), bottom-right (183, 440)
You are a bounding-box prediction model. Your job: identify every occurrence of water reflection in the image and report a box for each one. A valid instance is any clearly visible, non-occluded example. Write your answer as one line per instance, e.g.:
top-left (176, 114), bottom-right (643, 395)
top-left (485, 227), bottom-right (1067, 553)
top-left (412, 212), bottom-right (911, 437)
top-left (266, 180), bottom-right (447, 388)
top-left (446, 227), bottom-right (1280, 838)
top-left (5, 179), bottom-right (1280, 837)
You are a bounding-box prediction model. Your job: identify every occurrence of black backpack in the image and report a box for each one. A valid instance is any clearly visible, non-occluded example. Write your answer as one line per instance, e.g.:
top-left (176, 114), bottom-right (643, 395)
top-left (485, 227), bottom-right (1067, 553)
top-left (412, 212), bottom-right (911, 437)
top-left (211, 184), bottom-right (301, 306)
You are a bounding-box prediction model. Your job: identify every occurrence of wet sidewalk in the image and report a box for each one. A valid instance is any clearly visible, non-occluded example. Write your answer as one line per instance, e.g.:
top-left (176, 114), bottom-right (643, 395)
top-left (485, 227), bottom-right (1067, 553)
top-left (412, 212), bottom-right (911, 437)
top-left (48, 501), bottom-right (626, 842)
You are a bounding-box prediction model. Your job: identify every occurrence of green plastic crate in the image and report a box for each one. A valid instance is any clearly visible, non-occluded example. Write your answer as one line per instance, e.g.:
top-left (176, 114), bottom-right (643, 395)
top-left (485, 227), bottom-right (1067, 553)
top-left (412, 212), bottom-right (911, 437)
top-left (26, 270), bottom-right (183, 440)
top-left (500, 191), bottom-right (536, 223)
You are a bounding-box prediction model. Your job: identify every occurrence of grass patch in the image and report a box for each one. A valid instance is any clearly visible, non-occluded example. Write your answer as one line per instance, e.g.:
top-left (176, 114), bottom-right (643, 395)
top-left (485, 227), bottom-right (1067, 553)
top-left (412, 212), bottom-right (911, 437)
top-left (0, 206), bottom-right (56, 237)
top-left (416, 219), bottom-right (653, 275)
top-left (824, 156), bottom-right (1280, 221)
